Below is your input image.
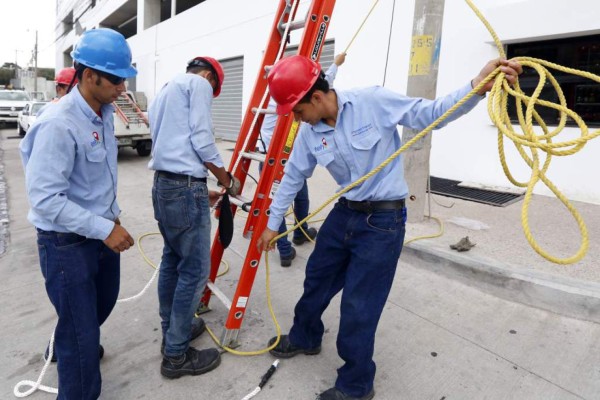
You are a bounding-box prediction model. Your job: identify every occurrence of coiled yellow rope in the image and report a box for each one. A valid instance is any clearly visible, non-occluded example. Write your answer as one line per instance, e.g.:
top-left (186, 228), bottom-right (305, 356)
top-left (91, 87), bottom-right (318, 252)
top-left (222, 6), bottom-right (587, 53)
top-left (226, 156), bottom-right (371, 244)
top-left (271, 0), bottom-right (600, 265)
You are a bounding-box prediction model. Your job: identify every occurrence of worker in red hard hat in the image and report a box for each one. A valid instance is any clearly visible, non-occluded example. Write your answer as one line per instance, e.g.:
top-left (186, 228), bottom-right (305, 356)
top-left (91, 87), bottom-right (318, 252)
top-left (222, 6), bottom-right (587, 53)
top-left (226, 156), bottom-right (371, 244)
top-left (147, 55), bottom-right (238, 379)
top-left (54, 67), bottom-right (78, 99)
top-left (257, 54), bottom-right (522, 400)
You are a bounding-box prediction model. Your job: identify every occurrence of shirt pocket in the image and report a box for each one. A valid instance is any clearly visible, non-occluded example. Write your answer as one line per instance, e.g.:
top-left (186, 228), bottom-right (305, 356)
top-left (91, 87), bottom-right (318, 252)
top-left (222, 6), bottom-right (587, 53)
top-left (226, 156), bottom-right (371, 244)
top-left (315, 151), bottom-right (335, 167)
top-left (85, 146), bottom-right (108, 163)
top-left (350, 128), bottom-right (382, 150)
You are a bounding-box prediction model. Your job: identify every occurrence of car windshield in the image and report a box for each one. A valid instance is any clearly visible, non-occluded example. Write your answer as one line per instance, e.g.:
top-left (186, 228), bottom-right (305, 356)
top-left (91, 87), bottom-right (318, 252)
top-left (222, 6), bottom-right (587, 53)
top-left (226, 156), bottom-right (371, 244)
top-left (31, 103), bottom-right (46, 115)
top-left (0, 91), bottom-right (30, 101)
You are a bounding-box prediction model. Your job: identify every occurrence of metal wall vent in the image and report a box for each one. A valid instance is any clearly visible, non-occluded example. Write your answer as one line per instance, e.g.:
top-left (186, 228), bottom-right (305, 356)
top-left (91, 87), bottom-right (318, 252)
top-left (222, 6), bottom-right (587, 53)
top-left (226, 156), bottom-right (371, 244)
top-left (428, 176), bottom-right (524, 207)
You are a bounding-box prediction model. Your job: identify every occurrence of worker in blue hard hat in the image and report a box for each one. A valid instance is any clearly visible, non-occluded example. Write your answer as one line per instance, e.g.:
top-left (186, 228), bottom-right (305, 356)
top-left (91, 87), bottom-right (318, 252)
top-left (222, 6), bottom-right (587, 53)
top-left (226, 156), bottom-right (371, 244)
top-left (19, 27), bottom-right (137, 400)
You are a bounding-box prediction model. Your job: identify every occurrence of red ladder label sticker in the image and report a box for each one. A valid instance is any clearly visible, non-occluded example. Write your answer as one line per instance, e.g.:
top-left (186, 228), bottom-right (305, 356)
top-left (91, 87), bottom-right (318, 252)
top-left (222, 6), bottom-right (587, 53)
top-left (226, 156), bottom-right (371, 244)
top-left (236, 296), bottom-right (249, 308)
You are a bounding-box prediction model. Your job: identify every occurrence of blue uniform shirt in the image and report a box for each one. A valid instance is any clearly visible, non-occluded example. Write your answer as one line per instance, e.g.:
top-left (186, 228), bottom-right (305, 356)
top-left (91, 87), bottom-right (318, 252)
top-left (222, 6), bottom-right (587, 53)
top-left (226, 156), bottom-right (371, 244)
top-left (258, 64), bottom-right (339, 153)
top-left (20, 86), bottom-right (119, 240)
top-left (267, 82), bottom-right (483, 231)
top-left (148, 73), bottom-right (224, 177)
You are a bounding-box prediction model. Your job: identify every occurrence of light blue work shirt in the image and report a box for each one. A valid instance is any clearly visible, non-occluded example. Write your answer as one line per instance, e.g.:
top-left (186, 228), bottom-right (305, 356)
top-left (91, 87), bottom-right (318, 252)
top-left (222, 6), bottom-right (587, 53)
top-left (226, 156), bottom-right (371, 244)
top-left (267, 82), bottom-right (483, 231)
top-left (148, 73), bottom-right (224, 177)
top-left (258, 64), bottom-right (338, 153)
top-left (19, 86), bottom-right (119, 240)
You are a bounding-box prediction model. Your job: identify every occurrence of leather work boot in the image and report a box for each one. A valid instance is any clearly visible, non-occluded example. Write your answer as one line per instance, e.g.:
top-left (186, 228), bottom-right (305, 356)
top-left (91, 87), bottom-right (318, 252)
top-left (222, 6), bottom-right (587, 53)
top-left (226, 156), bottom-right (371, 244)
top-left (316, 387), bottom-right (375, 400)
top-left (279, 247), bottom-right (297, 267)
top-left (267, 334), bottom-right (321, 358)
top-left (292, 227), bottom-right (318, 245)
top-left (160, 347), bottom-right (221, 379)
top-left (161, 317), bottom-right (206, 355)
top-left (44, 344), bottom-right (104, 363)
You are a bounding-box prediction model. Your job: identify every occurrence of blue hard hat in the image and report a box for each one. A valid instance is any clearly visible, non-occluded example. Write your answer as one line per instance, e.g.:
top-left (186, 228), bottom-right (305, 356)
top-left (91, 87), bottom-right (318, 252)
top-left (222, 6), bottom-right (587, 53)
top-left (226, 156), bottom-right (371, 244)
top-left (71, 28), bottom-right (137, 78)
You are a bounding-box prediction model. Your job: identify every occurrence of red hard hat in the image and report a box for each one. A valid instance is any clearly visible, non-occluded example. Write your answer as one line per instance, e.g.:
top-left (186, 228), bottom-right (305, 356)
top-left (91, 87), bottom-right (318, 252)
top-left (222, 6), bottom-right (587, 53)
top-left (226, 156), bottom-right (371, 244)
top-left (268, 55), bottom-right (321, 115)
top-left (55, 67), bottom-right (78, 86)
top-left (188, 56), bottom-right (225, 97)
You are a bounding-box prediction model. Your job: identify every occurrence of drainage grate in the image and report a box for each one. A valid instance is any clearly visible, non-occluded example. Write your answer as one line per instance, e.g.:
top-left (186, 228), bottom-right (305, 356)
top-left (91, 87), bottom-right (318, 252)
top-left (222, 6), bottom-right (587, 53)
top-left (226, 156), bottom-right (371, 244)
top-left (428, 176), bottom-right (523, 207)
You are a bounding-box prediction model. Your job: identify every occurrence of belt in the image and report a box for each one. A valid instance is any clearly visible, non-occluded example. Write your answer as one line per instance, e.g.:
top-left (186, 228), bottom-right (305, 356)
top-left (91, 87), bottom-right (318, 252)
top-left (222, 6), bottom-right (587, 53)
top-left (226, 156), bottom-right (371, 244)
top-left (339, 197), bottom-right (405, 213)
top-left (156, 170), bottom-right (207, 183)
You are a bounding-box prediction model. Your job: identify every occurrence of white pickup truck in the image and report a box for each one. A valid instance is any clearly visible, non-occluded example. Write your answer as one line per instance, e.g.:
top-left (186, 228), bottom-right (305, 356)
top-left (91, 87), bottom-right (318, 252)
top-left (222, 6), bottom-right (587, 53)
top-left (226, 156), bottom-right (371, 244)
top-left (0, 90), bottom-right (31, 125)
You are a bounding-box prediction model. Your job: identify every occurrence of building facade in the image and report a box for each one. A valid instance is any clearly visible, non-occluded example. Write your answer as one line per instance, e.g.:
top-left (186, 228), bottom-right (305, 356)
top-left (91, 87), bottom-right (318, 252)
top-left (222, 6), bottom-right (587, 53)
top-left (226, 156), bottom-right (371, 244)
top-left (55, 0), bottom-right (600, 204)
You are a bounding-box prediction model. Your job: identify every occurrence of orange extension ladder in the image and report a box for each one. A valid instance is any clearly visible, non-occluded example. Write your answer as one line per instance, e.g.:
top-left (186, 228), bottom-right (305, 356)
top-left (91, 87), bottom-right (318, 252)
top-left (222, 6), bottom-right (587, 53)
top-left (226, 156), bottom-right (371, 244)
top-left (198, 0), bottom-right (337, 347)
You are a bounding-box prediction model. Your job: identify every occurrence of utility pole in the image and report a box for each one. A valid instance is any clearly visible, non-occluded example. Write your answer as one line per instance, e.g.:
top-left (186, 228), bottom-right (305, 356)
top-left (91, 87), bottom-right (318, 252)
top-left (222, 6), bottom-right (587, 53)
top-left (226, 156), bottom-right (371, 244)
top-left (402, 0), bottom-right (445, 223)
top-left (34, 30), bottom-right (38, 92)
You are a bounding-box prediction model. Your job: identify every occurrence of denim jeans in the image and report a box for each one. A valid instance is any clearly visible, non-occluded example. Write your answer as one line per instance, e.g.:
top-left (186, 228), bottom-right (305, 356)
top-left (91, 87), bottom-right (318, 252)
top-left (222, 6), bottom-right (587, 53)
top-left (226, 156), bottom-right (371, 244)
top-left (152, 174), bottom-right (211, 357)
top-left (258, 163), bottom-right (309, 257)
top-left (288, 201), bottom-right (407, 397)
top-left (37, 230), bottom-right (120, 400)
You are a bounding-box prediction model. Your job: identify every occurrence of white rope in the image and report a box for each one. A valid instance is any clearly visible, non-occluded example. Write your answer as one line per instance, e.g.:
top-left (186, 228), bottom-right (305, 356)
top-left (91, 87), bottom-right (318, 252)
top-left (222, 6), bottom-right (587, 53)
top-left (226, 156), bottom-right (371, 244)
top-left (241, 386), bottom-right (261, 400)
top-left (13, 264), bottom-right (160, 397)
top-left (13, 332), bottom-right (58, 397)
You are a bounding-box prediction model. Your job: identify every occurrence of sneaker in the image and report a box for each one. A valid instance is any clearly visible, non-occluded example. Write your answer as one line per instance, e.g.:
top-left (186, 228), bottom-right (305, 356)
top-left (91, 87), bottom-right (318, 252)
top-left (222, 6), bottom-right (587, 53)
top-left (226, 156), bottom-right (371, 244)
top-left (279, 247), bottom-right (296, 267)
top-left (43, 344), bottom-right (104, 363)
top-left (267, 334), bottom-right (321, 358)
top-left (292, 227), bottom-right (318, 245)
top-left (161, 317), bottom-right (207, 355)
top-left (160, 347), bottom-right (221, 379)
top-left (316, 387), bottom-right (375, 400)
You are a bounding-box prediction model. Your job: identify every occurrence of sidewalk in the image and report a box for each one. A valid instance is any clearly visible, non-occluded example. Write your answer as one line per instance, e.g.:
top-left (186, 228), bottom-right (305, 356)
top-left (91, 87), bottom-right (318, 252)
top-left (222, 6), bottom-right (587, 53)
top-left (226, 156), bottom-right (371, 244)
top-left (2, 130), bottom-right (600, 400)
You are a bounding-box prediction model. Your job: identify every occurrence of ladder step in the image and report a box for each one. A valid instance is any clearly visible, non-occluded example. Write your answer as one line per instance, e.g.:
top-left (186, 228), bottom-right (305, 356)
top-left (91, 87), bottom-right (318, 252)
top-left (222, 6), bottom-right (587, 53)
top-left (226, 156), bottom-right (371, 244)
top-left (252, 107), bottom-right (278, 115)
top-left (206, 281), bottom-right (231, 310)
top-left (280, 18), bottom-right (306, 32)
top-left (240, 151), bottom-right (266, 163)
top-left (229, 194), bottom-right (253, 212)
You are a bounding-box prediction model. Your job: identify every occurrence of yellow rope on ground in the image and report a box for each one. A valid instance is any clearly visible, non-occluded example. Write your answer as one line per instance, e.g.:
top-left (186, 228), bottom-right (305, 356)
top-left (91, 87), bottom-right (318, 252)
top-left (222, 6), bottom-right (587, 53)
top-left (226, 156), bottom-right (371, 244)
top-left (271, 0), bottom-right (600, 265)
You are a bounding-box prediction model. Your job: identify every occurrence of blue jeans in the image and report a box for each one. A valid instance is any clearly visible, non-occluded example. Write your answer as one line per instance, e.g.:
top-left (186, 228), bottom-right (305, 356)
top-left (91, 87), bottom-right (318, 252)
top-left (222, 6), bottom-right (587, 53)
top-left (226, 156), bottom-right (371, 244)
top-left (37, 230), bottom-right (120, 400)
top-left (288, 201), bottom-right (407, 397)
top-left (152, 174), bottom-right (211, 357)
top-left (258, 163), bottom-right (309, 257)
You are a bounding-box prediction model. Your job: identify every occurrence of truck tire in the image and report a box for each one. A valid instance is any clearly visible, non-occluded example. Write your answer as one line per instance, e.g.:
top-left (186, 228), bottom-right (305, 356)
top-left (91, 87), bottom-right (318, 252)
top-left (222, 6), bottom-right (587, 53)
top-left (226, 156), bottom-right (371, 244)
top-left (136, 141), bottom-right (151, 157)
top-left (18, 124), bottom-right (26, 137)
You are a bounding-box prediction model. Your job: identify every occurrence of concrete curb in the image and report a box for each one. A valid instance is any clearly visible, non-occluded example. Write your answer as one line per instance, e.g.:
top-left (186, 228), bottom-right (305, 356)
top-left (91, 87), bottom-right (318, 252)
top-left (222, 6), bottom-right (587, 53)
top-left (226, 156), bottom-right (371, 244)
top-left (402, 240), bottom-right (600, 324)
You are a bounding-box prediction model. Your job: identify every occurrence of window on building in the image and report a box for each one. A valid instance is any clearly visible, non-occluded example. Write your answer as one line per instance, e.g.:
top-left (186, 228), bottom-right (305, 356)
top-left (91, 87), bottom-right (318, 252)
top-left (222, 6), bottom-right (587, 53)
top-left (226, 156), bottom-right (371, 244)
top-left (506, 35), bottom-right (600, 127)
top-left (176, 0), bottom-right (206, 15)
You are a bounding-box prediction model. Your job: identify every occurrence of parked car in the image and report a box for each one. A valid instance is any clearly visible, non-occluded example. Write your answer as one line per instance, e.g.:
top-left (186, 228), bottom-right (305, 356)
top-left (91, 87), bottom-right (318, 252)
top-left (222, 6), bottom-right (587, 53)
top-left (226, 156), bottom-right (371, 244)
top-left (0, 90), bottom-right (31, 125)
top-left (17, 101), bottom-right (48, 136)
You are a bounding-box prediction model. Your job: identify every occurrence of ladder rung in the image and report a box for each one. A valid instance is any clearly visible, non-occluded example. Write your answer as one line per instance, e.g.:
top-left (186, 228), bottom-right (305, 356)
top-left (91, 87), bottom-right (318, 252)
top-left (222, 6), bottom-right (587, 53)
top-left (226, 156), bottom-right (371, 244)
top-left (251, 107), bottom-right (278, 115)
top-left (280, 18), bottom-right (306, 32)
top-left (240, 151), bottom-right (266, 163)
top-left (206, 281), bottom-right (231, 310)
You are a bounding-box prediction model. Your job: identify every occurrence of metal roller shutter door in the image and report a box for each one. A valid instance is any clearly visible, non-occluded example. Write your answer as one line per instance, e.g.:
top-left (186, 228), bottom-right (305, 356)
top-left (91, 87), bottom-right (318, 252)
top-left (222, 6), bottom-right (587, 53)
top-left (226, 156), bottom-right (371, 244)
top-left (212, 56), bottom-right (243, 141)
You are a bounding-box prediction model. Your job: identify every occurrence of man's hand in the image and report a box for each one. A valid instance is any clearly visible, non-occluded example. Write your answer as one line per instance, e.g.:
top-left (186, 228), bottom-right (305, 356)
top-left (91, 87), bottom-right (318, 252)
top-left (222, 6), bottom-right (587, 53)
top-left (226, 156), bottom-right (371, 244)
top-left (103, 223), bottom-right (134, 253)
top-left (209, 189), bottom-right (224, 207)
top-left (257, 228), bottom-right (279, 253)
top-left (334, 52), bottom-right (346, 67)
top-left (471, 58), bottom-right (523, 95)
top-left (225, 174), bottom-right (241, 197)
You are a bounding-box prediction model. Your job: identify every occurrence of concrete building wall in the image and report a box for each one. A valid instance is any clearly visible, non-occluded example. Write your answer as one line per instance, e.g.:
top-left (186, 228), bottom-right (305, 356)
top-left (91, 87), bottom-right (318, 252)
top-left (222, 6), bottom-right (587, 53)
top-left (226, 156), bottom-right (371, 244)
top-left (54, 0), bottom-right (600, 204)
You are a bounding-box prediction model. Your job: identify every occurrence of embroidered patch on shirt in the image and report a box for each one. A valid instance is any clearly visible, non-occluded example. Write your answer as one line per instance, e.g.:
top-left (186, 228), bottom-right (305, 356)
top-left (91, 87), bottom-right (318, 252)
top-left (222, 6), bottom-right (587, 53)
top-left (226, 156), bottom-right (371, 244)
top-left (313, 137), bottom-right (329, 153)
top-left (90, 131), bottom-right (102, 147)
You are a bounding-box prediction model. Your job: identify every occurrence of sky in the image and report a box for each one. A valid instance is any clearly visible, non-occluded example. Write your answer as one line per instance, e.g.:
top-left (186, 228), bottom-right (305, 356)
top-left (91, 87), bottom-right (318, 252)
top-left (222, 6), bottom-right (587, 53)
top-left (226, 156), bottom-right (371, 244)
top-left (0, 0), bottom-right (57, 69)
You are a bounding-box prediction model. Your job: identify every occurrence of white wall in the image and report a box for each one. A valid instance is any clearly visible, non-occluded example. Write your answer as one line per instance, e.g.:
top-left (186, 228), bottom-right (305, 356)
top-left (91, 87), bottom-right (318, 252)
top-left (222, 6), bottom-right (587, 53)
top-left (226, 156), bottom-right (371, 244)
top-left (431, 0), bottom-right (600, 204)
top-left (55, 0), bottom-right (600, 204)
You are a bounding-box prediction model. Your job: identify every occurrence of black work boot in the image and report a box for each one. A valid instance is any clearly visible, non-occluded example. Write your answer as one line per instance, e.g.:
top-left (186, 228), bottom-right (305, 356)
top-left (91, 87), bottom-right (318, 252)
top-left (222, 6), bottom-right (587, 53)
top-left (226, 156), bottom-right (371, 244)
top-left (161, 317), bottom-right (206, 355)
top-left (316, 387), bottom-right (375, 400)
top-left (268, 335), bottom-right (321, 358)
top-left (160, 347), bottom-right (221, 379)
top-left (279, 247), bottom-right (296, 267)
top-left (293, 227), bottom-right (318, 245)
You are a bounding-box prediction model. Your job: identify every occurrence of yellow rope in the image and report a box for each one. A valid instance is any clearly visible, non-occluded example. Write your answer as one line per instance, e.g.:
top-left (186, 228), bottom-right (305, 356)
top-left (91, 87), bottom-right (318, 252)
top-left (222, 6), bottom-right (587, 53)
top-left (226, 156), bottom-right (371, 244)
top-left (270, 0), bottom-right (600, 265)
